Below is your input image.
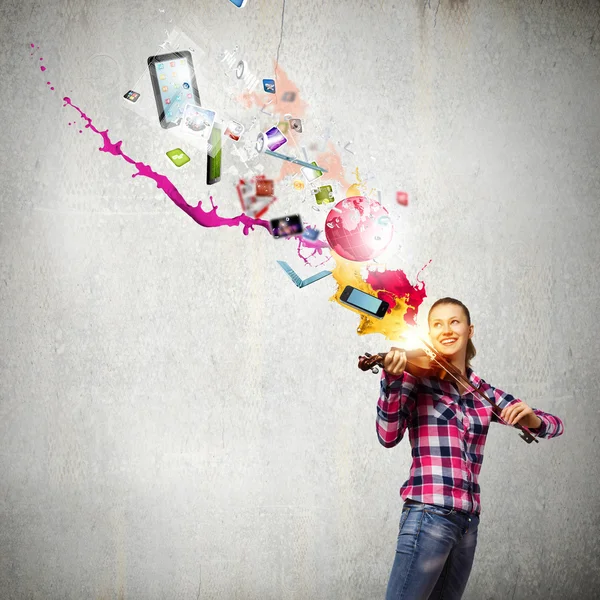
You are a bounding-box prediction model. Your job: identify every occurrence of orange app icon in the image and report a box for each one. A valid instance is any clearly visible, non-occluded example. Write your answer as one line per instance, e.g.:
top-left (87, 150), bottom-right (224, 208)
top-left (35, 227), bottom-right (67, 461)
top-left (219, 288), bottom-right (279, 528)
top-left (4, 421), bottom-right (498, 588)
top-left (162, 86), bottom-right (168, 92)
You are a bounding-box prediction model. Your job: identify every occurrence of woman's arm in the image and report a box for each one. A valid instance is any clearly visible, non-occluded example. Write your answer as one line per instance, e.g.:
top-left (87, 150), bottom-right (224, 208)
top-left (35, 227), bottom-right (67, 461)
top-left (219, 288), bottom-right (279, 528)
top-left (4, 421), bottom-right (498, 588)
top-left (485, 383), bottom-right (565, 439)
top-left (376, 370), bottom-right (419, 448)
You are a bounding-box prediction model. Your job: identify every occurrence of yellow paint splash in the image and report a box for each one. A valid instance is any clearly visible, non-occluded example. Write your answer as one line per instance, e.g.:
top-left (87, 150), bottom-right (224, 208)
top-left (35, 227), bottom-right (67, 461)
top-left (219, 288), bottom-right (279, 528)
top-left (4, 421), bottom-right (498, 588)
top-left (329, 251), bottom-right (412, 340)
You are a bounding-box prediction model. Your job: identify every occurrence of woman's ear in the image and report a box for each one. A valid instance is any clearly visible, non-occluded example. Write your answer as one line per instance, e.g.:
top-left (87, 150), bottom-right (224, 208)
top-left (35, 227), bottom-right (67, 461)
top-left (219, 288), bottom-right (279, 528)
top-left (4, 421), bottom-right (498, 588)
top-left (468, 324), bottom-right (474, 339)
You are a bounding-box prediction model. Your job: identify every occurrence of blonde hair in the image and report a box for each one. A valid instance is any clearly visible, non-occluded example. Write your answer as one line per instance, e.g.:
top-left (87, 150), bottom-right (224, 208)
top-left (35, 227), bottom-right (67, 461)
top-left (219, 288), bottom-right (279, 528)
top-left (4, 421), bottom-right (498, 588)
top-left (428, 297), bottom-right (476, 368)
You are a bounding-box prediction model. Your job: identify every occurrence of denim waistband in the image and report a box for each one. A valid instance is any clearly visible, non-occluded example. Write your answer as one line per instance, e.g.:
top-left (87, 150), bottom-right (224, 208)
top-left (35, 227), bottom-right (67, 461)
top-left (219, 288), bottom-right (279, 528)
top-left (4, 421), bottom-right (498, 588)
top-left (404, 498), bottom-right (479, 518)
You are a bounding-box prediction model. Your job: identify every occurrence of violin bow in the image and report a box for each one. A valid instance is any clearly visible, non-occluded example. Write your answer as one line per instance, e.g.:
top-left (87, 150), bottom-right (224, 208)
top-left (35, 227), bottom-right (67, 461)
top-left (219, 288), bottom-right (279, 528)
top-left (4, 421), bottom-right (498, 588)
top-left (416, 337), bottom-right (539, 444)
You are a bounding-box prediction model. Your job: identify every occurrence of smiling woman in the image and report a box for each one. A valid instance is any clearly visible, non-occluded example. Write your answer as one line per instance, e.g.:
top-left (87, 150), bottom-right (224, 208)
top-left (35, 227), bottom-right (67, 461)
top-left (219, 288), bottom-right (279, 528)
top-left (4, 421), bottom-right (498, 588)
top-left (377, 297), bottom-right (565, 600)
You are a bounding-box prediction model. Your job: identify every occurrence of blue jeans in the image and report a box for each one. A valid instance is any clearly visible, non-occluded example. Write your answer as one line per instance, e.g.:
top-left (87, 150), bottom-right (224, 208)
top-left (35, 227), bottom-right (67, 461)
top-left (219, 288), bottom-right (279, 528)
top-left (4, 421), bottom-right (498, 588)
top-left (385, 501), bottom-right (480, 600)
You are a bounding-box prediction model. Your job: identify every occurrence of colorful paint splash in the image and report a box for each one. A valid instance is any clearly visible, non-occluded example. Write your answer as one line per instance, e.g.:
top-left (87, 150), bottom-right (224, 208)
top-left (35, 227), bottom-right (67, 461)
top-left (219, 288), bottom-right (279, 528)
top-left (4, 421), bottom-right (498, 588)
top-left (329, 253), bottom-right (428, 340)
top-left (30, 43), bottom-right (429, 339)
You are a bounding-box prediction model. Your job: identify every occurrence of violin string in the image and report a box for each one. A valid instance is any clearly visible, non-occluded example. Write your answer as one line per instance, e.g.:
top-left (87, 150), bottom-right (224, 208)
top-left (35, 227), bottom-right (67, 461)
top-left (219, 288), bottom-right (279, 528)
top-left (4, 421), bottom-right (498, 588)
top-left (416, 338), bottom-right (523, 431)
top-left (427, 354), bottom-right (517, 428)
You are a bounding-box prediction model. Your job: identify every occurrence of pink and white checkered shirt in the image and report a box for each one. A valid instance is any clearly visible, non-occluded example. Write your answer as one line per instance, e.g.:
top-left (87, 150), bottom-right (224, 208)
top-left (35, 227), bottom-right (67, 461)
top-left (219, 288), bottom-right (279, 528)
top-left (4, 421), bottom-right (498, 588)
top-left (376, 368), bottom-right (564, 515)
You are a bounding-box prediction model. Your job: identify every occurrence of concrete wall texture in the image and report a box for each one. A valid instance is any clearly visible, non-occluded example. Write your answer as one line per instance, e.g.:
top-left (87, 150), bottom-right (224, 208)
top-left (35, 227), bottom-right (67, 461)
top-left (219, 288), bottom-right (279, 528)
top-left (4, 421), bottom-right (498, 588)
top-left (2, 0), bottom-right (600, 598)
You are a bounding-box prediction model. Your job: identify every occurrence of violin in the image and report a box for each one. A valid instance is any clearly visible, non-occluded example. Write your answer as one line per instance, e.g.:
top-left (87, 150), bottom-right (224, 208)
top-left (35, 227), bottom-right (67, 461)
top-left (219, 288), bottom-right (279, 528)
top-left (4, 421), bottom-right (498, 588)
top-left (358, 348), bottom-right (451, 380)
top-left (358, 344), bottom-right (539, 444)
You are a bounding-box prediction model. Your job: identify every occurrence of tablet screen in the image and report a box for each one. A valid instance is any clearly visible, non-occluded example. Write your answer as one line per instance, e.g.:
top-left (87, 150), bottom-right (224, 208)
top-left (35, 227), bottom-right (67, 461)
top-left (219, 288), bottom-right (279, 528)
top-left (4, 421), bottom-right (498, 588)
top-left (148, 51), bottom-right (200, 129)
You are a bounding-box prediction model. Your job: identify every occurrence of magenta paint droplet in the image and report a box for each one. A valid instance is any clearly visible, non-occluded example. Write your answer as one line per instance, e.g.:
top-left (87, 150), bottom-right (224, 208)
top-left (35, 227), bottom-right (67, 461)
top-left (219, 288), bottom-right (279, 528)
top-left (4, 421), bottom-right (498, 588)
top-left (50, 87), bottom-right (54, 91)
top-left (30, 43), bottom-right (35, 48)
top-left (40, 66), bottom-right (46, 72)
top-left (40, 57), bottom-right (43, 61)
top-left (79, 130), bottom-right (82, 133)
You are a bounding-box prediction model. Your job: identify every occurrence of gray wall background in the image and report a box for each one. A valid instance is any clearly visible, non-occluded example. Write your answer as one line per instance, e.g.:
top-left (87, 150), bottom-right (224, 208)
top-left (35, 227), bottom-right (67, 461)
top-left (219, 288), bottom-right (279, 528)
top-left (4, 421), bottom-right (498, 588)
top-left (2, 0), bottom-right (600, 598)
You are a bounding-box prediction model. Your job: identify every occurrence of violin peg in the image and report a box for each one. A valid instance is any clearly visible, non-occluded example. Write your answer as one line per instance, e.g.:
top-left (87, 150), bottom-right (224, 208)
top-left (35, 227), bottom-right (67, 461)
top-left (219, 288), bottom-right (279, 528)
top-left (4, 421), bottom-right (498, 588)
top-left (364, 352), bottom-right (372, 358)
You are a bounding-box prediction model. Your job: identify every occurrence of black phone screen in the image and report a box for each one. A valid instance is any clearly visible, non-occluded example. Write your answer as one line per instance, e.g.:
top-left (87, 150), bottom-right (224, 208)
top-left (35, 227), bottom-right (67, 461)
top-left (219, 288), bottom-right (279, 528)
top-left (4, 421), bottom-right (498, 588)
top-left (207, 126), bottom-right (222, 185)
top-left (270, 215), bottom-right (303, 238)
top-left (148, 51), bottom-right (201, 129)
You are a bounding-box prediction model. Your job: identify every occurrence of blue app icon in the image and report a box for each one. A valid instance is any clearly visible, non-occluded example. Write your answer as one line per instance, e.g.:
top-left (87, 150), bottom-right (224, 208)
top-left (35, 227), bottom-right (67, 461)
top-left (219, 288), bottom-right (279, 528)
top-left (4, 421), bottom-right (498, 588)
top-left (183, 82), bottom-right (190, 89)
top-left (263, 79), bottom-right (276, 94)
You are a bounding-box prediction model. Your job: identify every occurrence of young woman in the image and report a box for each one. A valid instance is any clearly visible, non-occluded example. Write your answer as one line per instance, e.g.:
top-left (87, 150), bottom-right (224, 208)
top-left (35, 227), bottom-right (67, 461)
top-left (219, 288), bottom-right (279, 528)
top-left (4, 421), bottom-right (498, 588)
top-left (377, 297), bottom-right (564, 600)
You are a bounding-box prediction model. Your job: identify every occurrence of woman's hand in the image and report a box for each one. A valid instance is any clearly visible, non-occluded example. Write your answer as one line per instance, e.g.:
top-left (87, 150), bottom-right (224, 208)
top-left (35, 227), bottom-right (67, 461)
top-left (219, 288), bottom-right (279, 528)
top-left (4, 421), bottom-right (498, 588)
top-left (500, 401), bottom-right (543, 429)
top-left (383, 347), bottom-right (407, 376)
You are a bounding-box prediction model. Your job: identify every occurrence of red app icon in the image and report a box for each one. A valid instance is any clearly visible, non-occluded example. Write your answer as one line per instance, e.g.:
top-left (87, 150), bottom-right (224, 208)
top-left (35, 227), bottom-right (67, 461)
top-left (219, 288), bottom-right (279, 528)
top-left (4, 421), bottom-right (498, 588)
top-left (170, 61), bottom-right (176, 67)
top-left (396, 191), bottom-right (409, 206)
top-left (165, 98), bottom-right (171, 104)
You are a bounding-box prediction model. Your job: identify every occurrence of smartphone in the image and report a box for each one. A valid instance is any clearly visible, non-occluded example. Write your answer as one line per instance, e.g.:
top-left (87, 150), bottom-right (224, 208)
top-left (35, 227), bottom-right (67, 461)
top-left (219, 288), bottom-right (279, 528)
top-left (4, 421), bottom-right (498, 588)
top-left (340, 286), bottom-right (389, 319)
top-left (207, 125), bottom-right (222, 185)
top-left (147, 51), bottom-right (201, 129)
top-left (270, 215), bottom-right (303, 239)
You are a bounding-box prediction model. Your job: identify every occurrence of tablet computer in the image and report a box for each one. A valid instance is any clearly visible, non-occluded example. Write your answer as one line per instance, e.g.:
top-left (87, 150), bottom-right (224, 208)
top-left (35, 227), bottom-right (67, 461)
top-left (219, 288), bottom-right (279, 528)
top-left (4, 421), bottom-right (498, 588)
top-left (147, 50), bottom-right (201, 129)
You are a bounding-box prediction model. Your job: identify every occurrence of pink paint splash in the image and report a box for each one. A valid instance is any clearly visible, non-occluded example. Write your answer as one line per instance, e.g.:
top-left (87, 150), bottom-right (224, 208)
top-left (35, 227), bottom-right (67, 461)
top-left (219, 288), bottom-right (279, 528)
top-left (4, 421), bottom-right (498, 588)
top-left (366, 263), bottom-right (430, 326)
top-left (61, 96), bottom-right (332, 254)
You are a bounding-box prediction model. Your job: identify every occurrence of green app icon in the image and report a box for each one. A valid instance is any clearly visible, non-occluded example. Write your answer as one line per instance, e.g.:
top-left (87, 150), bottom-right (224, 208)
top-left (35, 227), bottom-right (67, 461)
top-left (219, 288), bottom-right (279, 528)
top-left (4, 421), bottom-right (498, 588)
top-left (314, 185), bottom-right (335, 205)
top-left (166, 148), bottom-right (190, 167)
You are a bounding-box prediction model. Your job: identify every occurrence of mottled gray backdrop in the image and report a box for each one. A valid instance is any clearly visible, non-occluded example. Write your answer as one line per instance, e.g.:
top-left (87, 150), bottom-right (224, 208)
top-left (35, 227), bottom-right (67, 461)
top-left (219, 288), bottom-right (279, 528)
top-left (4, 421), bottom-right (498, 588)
top-left (2, 0), bottom-right (599, 598)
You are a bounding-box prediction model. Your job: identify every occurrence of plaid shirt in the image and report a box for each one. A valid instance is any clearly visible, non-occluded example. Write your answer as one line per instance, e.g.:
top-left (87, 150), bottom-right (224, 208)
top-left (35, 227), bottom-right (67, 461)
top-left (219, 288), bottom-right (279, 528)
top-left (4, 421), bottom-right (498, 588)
top-left (376, 368), bottom-right (564, 515)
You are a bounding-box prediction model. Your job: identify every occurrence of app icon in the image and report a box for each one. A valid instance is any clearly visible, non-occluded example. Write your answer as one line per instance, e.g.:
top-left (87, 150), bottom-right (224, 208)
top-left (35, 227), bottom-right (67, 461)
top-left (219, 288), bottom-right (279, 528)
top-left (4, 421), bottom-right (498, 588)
top-left (183, 82), bottom-right (190, 89)
top-left (165, 98), bottom-right (171, 104)
top-left (313, 185), bottom-right (335, 205)
top-left (162, 86), bottom-right (168, 92)
top-left (170, 61), bottom-right (176, 67)
top-left (174, 82), bottom-right (180, 88)
top-left (396, 191), bottom-right (409, 206)
top-left (172, 72), bottom-right (177, 77)
top-left (167, 110), bottom-right (173, 117)
top-left (166, 148), bottom-right (190, 167)
top-left (263, 79), bottom-right (276, 94)
top-left (123, 90), bottom-right (140, 102)
top-left (289, 118), bottom-right (303, 133)
top-left (179, 106), bottom-right (185, 113)
top-left (158, 64), bottom-right (164, 70)
top-left (159, 74), bottom-right (166, 80)
top-left (175, 94), bottom-right (181, 100)
top-left (182, 105), bottom-right (216, 139)
top-left (282, 91), bottom-right (296, 102)
top-left (255, 175), bottom-right (274, 197)
top-left (264, 126), bottom-right (287, 151)
top-left (187, 93), bottom-right (192, 98)
top-left (302, 227), bottom-right (319, 241)
top-left (302, 162), bottom-right (323, 182)
top-left (180, 59), bottom-right (186, 65)
top-left (225, 120), bottom-right (245, 141)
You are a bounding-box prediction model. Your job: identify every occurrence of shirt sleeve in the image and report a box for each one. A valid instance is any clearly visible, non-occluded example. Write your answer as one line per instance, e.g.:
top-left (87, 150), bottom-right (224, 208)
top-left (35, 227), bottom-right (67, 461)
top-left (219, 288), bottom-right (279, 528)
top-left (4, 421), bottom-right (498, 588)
top-left (376, 370), bottom-right (419, 448)
top-left (483, 382), bottom-right (565, 439)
